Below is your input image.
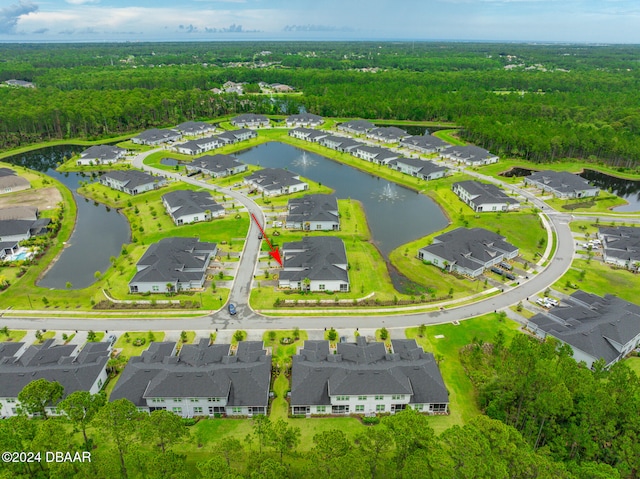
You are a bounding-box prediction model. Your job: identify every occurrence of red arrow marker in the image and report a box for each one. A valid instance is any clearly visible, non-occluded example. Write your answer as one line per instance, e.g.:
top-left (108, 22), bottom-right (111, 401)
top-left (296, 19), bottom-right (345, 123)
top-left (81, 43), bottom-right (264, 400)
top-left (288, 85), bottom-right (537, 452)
top-left (251, 213), bottom-right (283, 267)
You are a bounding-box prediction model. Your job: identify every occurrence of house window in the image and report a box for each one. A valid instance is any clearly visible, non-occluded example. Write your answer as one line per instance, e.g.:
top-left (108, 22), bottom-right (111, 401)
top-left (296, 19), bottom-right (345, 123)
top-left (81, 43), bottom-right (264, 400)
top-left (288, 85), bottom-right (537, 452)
top-left (316, 224), bottom-right (322, 230)
top-left (152, 286), bottom-right (159, 292)
top-left (375, 395), bottom-right (384, 401)
top-left (173, 398), bottom-right (182, 402)
top-left (208, 398), bottom-right (221, 402)
top-left (413, 404), bottom-right (423, 411)
top-left (172, 407), bottom-right (182, 414)
top-left (231, 407), bottom-right (242, 414)
top-left (97, 379), bottom-right (103, 389)
top-left (340, 284), bottom-right (348, 292)
top-left (190, 399), bottom-right (199, 403)
top-left (193, 217), bottom-right (199, 222)
top-left (151, 398), bottom-right (164, 403)
top-left (193, 407), bottom-right (203, 414)
top-left (336, 396), bottom-right (349, 401)
top-left (319, 284), bottom-right (325, 291)
top-left (6, 399), bottom-right (15, 403)
top-left (357, 396), bottom-right (367, 401)
top-left (355, 405), bottom-right (364, 412)
top-left (376, 405), bottom-right (385, 412)
top-left (392, 395), bottom-right (405, 400)
top-left (316, 406), bottom-right (326, 413)
top-left (431, 404), bottom-right (448, 412)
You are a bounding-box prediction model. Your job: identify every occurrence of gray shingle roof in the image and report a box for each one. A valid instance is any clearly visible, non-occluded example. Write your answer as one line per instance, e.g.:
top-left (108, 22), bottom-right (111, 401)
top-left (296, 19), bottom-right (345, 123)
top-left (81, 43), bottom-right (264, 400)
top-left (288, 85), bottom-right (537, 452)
top-left (0, 339), bottom-right (109, 399)
top-left (526, 170), bottom-right (596, 194)
top-left (134, 128), bottom-right (181, 142)
top-left (454, 180), bottom-right (519, 206)
top-left (291, 338), bottom-right (448, 406)
top-left (279, 236), bottom-right (348, 283)
top-left (338, 120), bottom-right (375, 132)
top-left (391, 158), bottom-right (447, 175)
top-left (186, 154), bottom-right (244, 175)
top-left (175, 121), bottom-right (214, 134)
top-left (445, 145), bottom-right (496, 162)
top-left (245, 168), bottom-right (305, 192)
top-left (287, 194), bottom-right (339, 224)
top-left (599, 226), bottom-right (640, 264)
top-left (529, 291), bottom-right (640, 366)
top-left (400, 135), bottom-right (450, 150)
top-left (80, 145), bottom-right (126, 161)
top-left (162, 190), bottom-right (223, 220)
top-left (110, 340), bottom-right (270, 407)
top-left (100, 170), bottom-right (159, 190)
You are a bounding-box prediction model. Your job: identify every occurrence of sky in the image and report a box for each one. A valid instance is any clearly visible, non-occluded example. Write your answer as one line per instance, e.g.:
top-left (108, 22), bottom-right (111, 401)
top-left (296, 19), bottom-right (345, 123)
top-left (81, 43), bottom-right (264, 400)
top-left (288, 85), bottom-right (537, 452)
top-left (1, 0), bottom-right (640, 44)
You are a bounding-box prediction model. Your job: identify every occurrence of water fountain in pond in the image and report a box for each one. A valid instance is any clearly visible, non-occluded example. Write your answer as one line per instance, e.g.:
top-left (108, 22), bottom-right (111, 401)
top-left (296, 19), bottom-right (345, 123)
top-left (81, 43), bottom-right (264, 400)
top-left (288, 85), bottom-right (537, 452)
top-left (292, 151), bottom-right (316, 169)
top-left (374, 182), bottom-right (404, 203)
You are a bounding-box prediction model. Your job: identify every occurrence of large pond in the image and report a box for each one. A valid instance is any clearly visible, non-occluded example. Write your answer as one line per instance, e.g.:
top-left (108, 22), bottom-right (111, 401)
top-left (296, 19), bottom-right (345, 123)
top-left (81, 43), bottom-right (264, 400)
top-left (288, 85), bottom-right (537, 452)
top-left (579, 169), bottom-right (640, 212)
top-left (4, 146), bottom-right (130, 289)
top-left (234, 142), bottom-right (449, 291)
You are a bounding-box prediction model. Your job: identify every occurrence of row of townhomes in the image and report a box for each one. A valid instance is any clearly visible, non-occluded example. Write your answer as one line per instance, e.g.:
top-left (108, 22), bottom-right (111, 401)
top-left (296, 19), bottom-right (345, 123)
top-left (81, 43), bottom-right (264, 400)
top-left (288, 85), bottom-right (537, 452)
top-left (184, 154), bottom-right (248, 178)
top-left (453, 180), bottom-right (520, 212)
top-left (244, 168), bottom-right (309, 196)
top-left (418, 227), bottom-right (519, 278)
top-left (100, 170), bottom-right (167, 196)
top-left (599, 226), bottom-right (640, 270)
top-left (76, 145), bottom-right (128, 166)
top-left (285, 194), bottom-right (340, 230)
top-left (524, 170), bottom-right (600, 199)
top-left (174, 129), bottom-right (256, 155)
top-left (278, 236), bottom-right (350, 292)
top-left (290, 337), bottom-right (449, 416)
top-left (0, 340), bottom-right (110, 417)
top-left (1, 337), bottom-right (449, 419)
top-left (128, 237), bottom-right (217, 294)
top-left (162, 190), bottom-right (224, 225)
top-left (528, 291), bottom-right (640, 368)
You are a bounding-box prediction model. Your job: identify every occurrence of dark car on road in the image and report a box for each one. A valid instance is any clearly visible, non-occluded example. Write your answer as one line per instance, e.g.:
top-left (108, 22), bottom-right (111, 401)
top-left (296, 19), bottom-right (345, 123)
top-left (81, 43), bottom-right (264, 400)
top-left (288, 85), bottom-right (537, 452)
top-left (228, 303), bottom-right (237, 315)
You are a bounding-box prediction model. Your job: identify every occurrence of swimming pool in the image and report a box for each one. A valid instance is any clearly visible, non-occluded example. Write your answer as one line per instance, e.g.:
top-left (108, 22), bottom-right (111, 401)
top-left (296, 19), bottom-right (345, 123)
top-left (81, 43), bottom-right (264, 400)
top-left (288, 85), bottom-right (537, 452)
top-left (11, 252), bottom-right (29, 261)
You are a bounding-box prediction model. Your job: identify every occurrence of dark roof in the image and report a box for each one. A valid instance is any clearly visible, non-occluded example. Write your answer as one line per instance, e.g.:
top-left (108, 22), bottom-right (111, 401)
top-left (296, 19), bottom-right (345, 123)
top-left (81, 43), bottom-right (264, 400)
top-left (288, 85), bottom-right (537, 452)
top-left (287, 194), bottom-right (339, 224)
top-left (367, 126), bottom-right (408, 141)
top-left (0, 168), bottom-right (17, 178)
top-left (0, 219), bottom-right (33, 237)
top-left (529, 291), bottom-right (640, 365)
top-left (599, 226), bottom-right (640, 264)
top-left (445, 145), bottom-right (496, 161)
top-left (454, 180), bottom-right (519, 205)
top-left (338, 120), bottom-right (375, 132)
top-left (391, 158), bottom-right (447, 175)
top-left (130, 237), bottom-right (217, 285)
top-left (80, 145), bottom-right (126, 160)
top-left (231, 114), bottom-right (269, 124)
top-left (287, 113), bottom-right (323, 123)
top-left (245, 168), bottom-right (305, 192)
top-left (354, 145), bottom-right (398, 161)
top-left (420, 227), bottom-right (518, 271)
top-left (291, 338), bottom-right (448, 406)
top-left (401, 134), bottom-right (450, 150)
top-left (526, 170), bottom-right (597, 194)
top-left (176, 136), bottom-right (220, 152)
top-left (186, 154), bottom-right (244, 174)
top-left (0, 339), bottom-right (109, 399)
top-left (322, 135), bottom-right (364, 150)
top-left (175, 121), bottom-right (214, 134)
top-left (110, 340), bottom-right (270, 407)
top-left (289, 128), bottom-right (329, 140)
top-left (162, 190), bottom-right (223, 219)
top-left (100, 170), bottom-right (159, 190)
top-left (134, 128), bottom-right (181, 142)
top-left (217, 129), bottom-right (255, 142)
top-left (280, 236), bottom-right (348, 283)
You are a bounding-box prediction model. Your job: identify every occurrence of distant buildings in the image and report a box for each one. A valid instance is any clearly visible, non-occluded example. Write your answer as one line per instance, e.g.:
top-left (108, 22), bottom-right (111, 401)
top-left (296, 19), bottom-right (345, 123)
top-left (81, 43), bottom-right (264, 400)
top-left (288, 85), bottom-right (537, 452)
top-left (162, 190), bottom-right (224, 225)
top-left (452, 180), bottom-right (520, 212)
top-left (290, 338), bottom-right (448, 416)
top-left (352, 145), bottom-right (399, 165)
top-left (77, 145), bottom-right (127, 166)
top-left (388, 158), bottom-right (448, 181)
top-left (244, 168), bottom-right (308, 196)
top-left (337, 120), bottom-right (375, 135)
top-left (418, 227), bottom-right (519, 278)
top-left (528, 291), bottom-right (640, 368)
top-left (279, 236), bottom-right (349, 292)
top-left (440, 146), bottom-right (498, 166)
top-left (184, 154), bottom-right (247, 178)
top-left (4, 79), bottom-right (35, 88)
top-left (401, 135), bottom-right (451, 154)
top-left (175, 121), bottom-right (216, 136)
top-left (524, 170), bottom-right (600, 199)
top-left (366, 126), bottom-right (409, 143)
top-left (230, 114), bottom-right (270, 129)
top-left (110, 340), bottom-right (271, 417)
top-left (599, 226), bottom-right (640, 270)
top-left (286, 113), bottom-right (323, 128)
top-left (288, 128), bottom-right (329, 143)
top-left (174, 136), bottom-right (223, 156)
top-left (132, 128), bottom-right (182, 146)
top-left (319, 135), bottom-right (363, 153)
top-left (0, 340), bottom-right (110, 418)
top-left (128, 237), bottom-right (217, 294)
top-left (286, 194), bottom-right (340, 231)
top-left (100, 170), bottom-right (166, 195)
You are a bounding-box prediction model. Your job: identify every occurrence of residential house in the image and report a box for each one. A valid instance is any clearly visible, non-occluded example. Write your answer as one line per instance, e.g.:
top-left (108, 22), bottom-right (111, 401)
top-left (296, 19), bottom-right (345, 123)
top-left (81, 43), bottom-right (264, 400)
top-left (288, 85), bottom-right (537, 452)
top-left (351, 145), bottom-right (399, 165)
top-left (388, 158), bottom-right (448, 180)
top-left (129, 237), bottom-right (217, 294)
top-left (77, 145), bottom-right (127, 166)
top-left (0, 340), bottom-right (110, 418)
top-left (184, 154), bottom-right (247, 178)
top-left (288, 128), bottom-right (329, 143)
top-left (0, 206), bottom-right (38, 221)
top-left (162, 190), bottom-right (224, 225)
top-left (0, 209), bottom-right (40, 258)
top-left (418, 227), bottom-right (519, 277)
top-left (286, 113), bottom-right (324, 128)
top-left (290, 337), bottom-right (449, 416)
top-left (272, 83), bottom-right (294, 93)
top-left (598, 226), bottom-right (640, 270)
top-left (230, 114), bottom-right (270, 129)
top-left (0, 219), bottom-right (36, 243)
top-left (174, 136), bottom-right (223, 155)
top-left (244, 168), bottom-right (308, 196)
top-left (278, 236), bottom-right (349, 292)
top-left (216, 129), bottom-right (257, 144)
top-left (319, 135), bottom-right (363, 153)
top-left (524, 170), bottom-right (600, 199)
top-left (528, 291), bottom-right (640, 368)
top-left (440, 146), bottom-right (499, 166)
top-left (175, 121), bottom-right (216, 136)
top-left (366, 126), bottom-right (409, 143)
top-left (131, 128), bottom-right (182, 146)
top-left (100, 170), bottom-right (166, 195)
top-left (400, 135), bottom-right (451, 154)
top-left (452, 180), bottom-right (520, 212)
top-left (5, 79), bottom-right (35, 88)
top-left (0, 168), bottom-right (30, 195)
top-left (337, 120), bottom-right (375, 135)
top-left (110, 339), bottom-right (271, 417)
top-left (286, 194), bottom-right (340, 230)
top-left (223, 81), bottom-right (244, 95)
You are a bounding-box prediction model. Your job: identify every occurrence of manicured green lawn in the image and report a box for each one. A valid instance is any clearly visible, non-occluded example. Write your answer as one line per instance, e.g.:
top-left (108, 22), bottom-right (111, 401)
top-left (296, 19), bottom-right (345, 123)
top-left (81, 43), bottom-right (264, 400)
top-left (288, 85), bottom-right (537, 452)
top-left (406, 314), bottom-right (522, 432)
top-left (0, 329), bottom-right (27, 342)
top-left (553, 259), bottom-right (640, 303)
top-left (114, 331), bottom-right (166, 358)
top-left (626, 356), bottom-right (640, 377)
top-left (432, 129), bottom-right (466, 146)
top-left (546, 191), bottom-right (627, 213)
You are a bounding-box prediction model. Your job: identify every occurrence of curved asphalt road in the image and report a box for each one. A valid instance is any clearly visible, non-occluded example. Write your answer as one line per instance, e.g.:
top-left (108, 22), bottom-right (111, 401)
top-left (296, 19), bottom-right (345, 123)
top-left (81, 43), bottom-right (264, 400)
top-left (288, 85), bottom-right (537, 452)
top-left (7, 146), bottom-right (639, 332)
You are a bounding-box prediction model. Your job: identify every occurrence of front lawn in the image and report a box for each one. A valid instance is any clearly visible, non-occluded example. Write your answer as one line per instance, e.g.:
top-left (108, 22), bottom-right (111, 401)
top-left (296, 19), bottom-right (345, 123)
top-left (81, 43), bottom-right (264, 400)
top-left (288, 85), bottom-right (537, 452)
top-left (0, 329), bottom-right (27, 342)
top-left (113, 331), bottom-right (166, 358)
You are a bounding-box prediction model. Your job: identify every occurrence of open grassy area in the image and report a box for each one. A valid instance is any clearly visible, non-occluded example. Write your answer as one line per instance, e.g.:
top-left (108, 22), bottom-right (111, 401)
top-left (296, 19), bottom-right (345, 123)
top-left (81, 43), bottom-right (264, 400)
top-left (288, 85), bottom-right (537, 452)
top-left (626, 356), bottom-right (640, 377)
top-left (553, 258), bottom-right (640, 303)
top-left (406, 313), bottom-right (522, 432)
top-left (0, 329), bottom-right (27, 342)
top-left (113, 331), bottom-right (166, 358)
top-left (432, 129), bottom-right (466, 146)
top-left (546, 190), bottom-right (627, 213)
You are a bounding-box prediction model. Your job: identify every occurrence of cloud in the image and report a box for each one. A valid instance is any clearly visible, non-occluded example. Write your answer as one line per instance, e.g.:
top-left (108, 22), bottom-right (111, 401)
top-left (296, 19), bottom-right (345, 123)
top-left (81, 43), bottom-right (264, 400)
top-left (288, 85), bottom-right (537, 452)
top-left (283, 24), bottom-right (355, 32)
top-left (32, 27), bottom-right (48, 33)
top-left (0, 0), bottom-right (38, 34)
top-left (66, 0), bottom-right (100, 5)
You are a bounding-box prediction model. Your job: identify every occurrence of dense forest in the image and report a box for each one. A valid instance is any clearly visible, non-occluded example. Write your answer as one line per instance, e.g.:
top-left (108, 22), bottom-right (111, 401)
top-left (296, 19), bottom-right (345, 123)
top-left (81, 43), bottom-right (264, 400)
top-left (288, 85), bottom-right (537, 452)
top-left (1, 42), bottom-right (640, 167)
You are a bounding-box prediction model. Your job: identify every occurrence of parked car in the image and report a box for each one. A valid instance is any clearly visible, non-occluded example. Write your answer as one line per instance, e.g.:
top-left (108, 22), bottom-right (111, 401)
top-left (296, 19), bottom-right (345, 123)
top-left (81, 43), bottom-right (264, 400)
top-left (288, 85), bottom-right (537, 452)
top-left (228, 303), bottom-right (237, 315)
top-left (258, 233), bottom-right (263, 240)
top-left (106, 334), bottom-right (117, 346)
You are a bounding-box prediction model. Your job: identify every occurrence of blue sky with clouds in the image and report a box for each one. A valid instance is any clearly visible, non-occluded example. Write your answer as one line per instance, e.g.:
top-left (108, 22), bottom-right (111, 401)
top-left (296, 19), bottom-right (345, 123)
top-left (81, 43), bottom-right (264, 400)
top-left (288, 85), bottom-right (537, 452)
top-left (1, 0), bottom-right (639, 43)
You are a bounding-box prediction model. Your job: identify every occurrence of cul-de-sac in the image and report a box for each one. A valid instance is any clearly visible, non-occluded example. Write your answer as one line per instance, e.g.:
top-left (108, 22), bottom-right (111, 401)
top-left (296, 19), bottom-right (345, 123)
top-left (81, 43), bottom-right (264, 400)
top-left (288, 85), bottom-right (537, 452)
top-left (1, 41), bottom-right (640, 478)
